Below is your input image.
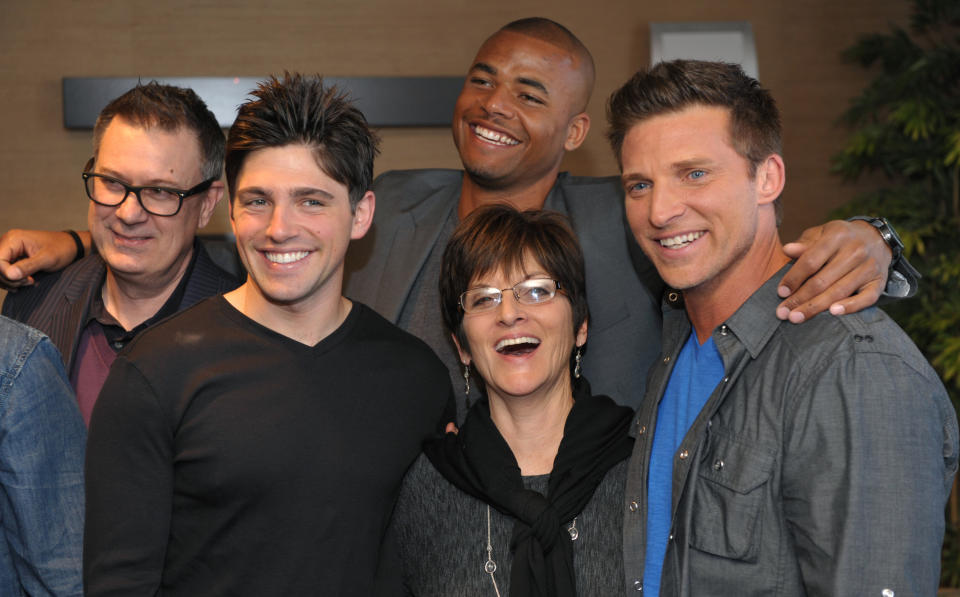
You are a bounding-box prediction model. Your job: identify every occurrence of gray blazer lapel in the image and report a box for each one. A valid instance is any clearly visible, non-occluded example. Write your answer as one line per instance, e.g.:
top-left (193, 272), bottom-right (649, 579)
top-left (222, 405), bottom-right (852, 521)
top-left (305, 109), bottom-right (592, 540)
top-left (373, 184), bottom-right (458, 322)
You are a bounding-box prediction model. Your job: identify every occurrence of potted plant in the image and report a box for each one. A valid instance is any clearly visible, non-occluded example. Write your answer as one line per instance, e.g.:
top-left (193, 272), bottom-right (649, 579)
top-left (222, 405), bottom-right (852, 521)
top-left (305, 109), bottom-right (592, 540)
top-left (830, 0), bottom-right (960, 587)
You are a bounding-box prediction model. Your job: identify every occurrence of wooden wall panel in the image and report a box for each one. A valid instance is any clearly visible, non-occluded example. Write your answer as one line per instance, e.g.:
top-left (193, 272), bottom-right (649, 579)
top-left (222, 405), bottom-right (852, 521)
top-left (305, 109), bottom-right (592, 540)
top-left (1, 0), bottom-right (911, 242)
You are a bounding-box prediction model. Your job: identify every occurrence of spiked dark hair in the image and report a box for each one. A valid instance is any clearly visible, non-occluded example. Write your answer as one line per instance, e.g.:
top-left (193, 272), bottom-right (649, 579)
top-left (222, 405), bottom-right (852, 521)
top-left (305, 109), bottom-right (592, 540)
top-left (225, 73), bottom-right (380, 207)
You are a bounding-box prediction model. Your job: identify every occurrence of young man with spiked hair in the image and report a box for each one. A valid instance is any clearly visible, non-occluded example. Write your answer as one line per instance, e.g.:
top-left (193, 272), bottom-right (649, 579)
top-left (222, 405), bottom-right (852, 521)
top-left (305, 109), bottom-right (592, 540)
top-left (84, 73), bottom-right (453, 596)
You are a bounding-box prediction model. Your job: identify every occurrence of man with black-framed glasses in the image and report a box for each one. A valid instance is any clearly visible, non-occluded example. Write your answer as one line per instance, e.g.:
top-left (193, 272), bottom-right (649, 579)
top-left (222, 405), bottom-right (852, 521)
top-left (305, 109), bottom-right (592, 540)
top-left (1, 82), bottom-right (239, 425)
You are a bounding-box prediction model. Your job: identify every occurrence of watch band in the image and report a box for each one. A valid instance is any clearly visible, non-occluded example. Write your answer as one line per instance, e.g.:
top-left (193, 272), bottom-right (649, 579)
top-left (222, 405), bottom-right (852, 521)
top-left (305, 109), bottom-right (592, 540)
top-left (848, 216), bottom-right (903, 264)
top-left (848, 216), bottom-right (919, 298)
top-left (63, 229), bottom-right (85, 264)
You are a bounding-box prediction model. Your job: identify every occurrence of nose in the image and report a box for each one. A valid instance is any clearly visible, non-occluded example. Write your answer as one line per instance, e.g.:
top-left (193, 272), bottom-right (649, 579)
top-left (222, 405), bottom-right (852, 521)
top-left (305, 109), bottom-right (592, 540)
top-left (648, 185), bottom-right (685, 228)
top-left (480, 85), bottom-right (515, 120)
top-left (265, 203), bottom-right (295, 243)
top-left (113, 190), bottom-right (149, 225)
top-left (496, 290), bottom-right (526, 325)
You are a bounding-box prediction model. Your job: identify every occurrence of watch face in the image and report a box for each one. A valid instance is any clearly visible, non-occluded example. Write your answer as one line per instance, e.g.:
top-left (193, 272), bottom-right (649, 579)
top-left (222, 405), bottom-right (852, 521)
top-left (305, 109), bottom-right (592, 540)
top-left (875, 217), bottom-right (904, 262)
top-left (877, 217), bottom-right (904, 249)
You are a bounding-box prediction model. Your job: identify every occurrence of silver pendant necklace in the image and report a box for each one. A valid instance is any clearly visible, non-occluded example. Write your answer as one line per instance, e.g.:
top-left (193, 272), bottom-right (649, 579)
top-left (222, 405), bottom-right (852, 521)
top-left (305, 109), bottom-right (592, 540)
top-left (484, 505), bottom-right (579, 596)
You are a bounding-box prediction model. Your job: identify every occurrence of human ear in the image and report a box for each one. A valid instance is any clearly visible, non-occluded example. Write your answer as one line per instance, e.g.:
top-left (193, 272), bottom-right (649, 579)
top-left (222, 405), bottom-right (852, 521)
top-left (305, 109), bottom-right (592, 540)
top-left (563, 112), bottom-right (591, 151)
top-left (575, 318), bottom-right (588, 347)
top-left (197, 180), bottom-right (225, 228)
top-left (350, 191), bottom-right (375, 240)
top-left (756, 154), bottom-right (785, 205)
top-left (451, 332), bottom-right (471, 365)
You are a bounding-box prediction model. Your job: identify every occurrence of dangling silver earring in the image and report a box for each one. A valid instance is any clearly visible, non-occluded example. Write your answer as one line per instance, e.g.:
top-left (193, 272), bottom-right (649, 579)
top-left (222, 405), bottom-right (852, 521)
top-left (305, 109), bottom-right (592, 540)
top-left (463, 363), bottom-right (471, 396)
top-left (574, 347), bottom-right (582, 379)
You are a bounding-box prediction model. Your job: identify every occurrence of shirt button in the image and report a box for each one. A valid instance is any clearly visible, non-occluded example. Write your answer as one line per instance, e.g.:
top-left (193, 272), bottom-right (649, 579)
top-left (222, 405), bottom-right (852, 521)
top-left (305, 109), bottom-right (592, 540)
top-left (632, 579), bottom-right (643, 591)
top-left (678, 450), bottom-right (689, 460)
top-left (719, 325), bottom-right (729, 335)
top-left (714, 459), bottom-right (724, 471)
top-left (629, 500), bottom-right (639, 512)
top-left (722, 377), bottom-right (729, 383)
top-left (637, 423), bottom-right (646, 435)
top-left (668, 533), bottom-right (674, 541)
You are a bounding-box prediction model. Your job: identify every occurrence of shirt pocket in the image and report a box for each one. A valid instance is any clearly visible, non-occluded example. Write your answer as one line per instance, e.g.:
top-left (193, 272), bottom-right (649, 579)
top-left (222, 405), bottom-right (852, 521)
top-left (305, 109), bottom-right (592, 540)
top-left (688, 431), bottom-right (775, 563)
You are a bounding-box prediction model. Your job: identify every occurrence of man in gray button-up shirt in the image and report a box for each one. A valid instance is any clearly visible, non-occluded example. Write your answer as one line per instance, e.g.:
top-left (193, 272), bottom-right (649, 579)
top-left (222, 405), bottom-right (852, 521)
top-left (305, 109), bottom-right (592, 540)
top-left (608, 60), bottom-right (958, 596)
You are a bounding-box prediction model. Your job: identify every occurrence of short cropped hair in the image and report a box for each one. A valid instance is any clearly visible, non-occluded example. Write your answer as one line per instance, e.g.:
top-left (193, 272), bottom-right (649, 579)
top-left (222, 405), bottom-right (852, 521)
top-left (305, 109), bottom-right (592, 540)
top-left (607, 60), bottom-right (781, 176)
top-left (499, 17), bottom-right (596, 110)
top-left (92, 81), bottom-right (224, 181)
top-left (440, 204), bottom-right (589, 355)
top-left (225, 73), bottom-right (380, 208)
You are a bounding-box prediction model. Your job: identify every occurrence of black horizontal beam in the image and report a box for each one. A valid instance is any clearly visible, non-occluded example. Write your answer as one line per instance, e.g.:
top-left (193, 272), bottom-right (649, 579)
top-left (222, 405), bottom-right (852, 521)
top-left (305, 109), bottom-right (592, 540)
top-left (62, 76), bottom-right (464, 129)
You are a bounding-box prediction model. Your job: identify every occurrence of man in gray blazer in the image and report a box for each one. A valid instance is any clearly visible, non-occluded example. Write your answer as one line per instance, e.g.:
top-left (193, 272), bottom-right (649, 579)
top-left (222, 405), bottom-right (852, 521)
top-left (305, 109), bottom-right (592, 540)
top-left (344, 17), bottom-right (900, 419)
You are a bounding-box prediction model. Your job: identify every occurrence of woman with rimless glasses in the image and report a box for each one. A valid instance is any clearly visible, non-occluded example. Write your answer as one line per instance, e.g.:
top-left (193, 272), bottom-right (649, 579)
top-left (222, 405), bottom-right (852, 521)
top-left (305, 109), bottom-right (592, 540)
top-left (388, 205), bottom-right (633, 597)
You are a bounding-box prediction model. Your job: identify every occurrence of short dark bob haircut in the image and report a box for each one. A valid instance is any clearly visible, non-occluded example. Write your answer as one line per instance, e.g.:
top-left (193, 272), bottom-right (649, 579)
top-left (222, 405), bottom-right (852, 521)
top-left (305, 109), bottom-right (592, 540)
top-left (440, 204), bottom-right (589, 354)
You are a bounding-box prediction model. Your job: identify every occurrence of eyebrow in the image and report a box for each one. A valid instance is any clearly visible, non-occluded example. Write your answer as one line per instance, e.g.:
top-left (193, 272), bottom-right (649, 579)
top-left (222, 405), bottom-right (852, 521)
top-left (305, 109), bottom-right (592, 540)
top-left (516, 77), bottom-right (548, 95)
top-left (471, 62), bottom-right (497, 76)
top-left (96, 167), bottom-right (186, 189)
top-left (237, 186), bottom-right (336, 200)
top-left (671, 158), bottom-right (716, 171)
top-left (470, 62), bottom-right (549, 95)
top-left (292, 187), bottom-right (335, 199)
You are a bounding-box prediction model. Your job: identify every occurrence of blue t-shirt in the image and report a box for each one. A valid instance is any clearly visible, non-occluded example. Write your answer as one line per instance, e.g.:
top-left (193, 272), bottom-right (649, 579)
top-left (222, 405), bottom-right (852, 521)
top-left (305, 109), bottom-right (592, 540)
top-left (643, 332), bottom-right (724, 595)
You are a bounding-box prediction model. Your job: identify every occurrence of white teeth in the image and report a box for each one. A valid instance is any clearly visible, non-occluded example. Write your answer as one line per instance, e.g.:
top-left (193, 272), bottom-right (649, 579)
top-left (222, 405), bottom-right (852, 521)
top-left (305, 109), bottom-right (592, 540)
top-left (265, 251), bottom-right (309, 264)
top-left (659, 231), bottom-right (704, 249)
top-left (473, 125), bottom-right (519, 146)
top-left (495, 336), bottom-right (540, 352)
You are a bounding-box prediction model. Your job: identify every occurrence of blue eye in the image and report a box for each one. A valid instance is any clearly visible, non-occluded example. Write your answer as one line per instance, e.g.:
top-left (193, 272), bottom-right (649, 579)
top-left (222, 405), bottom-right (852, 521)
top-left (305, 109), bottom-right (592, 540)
top-left (689, 170), bottom-right (706, 179)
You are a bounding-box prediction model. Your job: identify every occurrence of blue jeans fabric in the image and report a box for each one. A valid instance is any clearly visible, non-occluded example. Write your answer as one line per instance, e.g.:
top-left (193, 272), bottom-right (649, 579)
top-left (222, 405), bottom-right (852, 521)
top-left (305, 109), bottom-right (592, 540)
top-left (0, 316), bottom-right (85, 596)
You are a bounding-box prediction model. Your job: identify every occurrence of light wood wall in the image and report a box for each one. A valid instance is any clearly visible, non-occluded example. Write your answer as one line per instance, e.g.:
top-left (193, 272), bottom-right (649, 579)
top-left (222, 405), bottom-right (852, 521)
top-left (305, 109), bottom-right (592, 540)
top-left (1, 0), bottom-right (910, 243)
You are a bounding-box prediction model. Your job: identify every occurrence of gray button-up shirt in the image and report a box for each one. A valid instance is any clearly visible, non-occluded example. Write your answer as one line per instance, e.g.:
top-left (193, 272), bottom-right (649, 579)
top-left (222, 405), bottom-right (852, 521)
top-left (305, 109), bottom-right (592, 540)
top-left (623, 267), bottom-right (958, 596)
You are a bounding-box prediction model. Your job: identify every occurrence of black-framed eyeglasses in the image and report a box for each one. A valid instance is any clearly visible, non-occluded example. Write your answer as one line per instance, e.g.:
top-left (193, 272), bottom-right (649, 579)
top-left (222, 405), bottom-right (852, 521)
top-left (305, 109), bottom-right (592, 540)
top-left (459, 278), bottom-right (562, 314)
top-left (81, 158), bottom-right (216, 217)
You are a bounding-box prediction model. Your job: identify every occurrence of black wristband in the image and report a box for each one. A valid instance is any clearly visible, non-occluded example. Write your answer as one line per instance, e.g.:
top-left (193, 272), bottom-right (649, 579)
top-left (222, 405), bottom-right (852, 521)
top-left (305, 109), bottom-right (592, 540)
top-left (64, 230), bottom-right (85, 264)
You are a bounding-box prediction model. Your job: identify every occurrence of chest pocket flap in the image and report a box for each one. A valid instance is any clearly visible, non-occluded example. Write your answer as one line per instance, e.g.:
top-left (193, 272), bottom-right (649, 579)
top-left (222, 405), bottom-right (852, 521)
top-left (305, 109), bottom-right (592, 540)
top-left (689, 429), bottom-right (775, 562)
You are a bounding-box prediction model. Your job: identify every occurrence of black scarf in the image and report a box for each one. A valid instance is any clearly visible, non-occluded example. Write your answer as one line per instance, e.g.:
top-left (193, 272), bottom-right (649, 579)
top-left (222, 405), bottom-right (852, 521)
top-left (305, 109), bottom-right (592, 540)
top-left (423, 377), bottom-right (635, 597)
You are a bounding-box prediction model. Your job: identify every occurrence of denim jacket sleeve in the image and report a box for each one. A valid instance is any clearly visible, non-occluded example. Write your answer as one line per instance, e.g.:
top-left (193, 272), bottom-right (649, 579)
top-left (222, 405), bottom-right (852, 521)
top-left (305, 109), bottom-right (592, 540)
top-left (0, 318), bottom-right (86, 597)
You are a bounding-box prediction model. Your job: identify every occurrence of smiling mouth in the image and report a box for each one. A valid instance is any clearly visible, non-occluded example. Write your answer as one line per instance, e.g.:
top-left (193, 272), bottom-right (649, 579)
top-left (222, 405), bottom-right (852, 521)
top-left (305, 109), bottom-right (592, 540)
top-left (659, 231), bottom-right (704, 249)
top-left (265, 251), bottom-right (310, 264)
top-left (495, 336), bottom-right (541, 355)
top-left (111, 230), bottom-right (151, 243)
top-left (472, 124), bottom-right (520, 146)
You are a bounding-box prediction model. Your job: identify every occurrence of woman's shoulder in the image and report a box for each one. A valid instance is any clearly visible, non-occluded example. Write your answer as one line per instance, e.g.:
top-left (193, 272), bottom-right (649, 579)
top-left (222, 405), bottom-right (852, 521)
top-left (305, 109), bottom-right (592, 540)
top-left (395, 453), bottom-right (470, 520)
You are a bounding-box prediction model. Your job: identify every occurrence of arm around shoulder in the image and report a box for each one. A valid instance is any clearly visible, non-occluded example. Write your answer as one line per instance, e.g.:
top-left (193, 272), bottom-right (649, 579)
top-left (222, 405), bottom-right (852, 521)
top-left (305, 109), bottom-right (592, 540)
top-left (0, 229), bottom-right (90, 289)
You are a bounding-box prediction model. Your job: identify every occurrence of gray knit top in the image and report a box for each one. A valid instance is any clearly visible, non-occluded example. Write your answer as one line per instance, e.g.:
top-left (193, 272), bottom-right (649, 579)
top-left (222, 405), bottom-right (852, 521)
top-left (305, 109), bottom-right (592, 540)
top-left (391, 454), bottom-right (627, 596)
